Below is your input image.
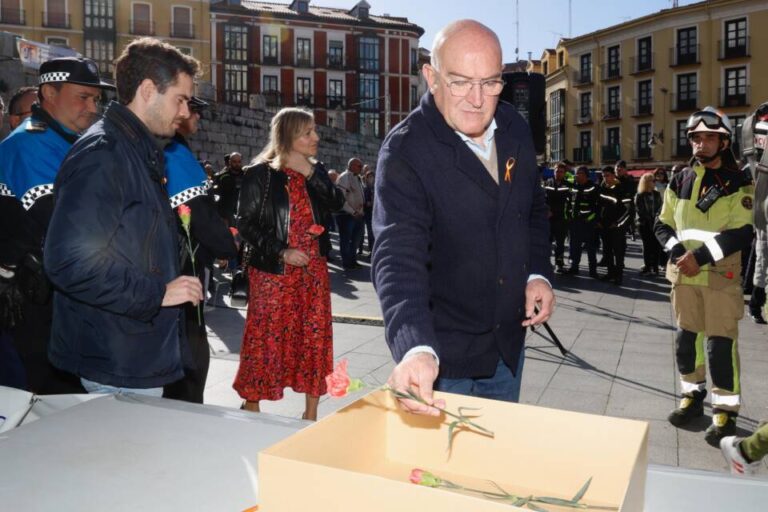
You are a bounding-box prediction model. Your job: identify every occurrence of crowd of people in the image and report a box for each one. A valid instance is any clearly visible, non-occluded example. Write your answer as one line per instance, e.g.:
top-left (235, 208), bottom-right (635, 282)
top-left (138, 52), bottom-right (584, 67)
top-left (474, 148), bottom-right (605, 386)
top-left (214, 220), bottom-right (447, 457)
top-left (0, 38), bottom-right (376, 422)
top-left (1, 19), bottom-right (768, 480)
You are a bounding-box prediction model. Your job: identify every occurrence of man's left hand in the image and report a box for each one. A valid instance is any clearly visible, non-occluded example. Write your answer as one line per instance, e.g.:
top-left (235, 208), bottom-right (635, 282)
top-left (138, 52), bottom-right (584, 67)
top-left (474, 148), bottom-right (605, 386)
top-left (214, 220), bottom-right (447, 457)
top-left (675, 250), bottom-right (701, 277)
top-left (522, 278), bottom-right (555, 327)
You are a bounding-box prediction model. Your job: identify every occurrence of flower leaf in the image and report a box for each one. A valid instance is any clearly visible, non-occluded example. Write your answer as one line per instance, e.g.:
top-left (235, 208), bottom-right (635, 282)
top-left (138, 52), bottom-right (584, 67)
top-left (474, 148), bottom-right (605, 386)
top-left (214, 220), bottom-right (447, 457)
top-left (447, 420), bottom-right (459, 452)
top-left (571, 477), bottom-right (593, 503)
top-left (537, 496), bottom-right (586, 507)
top-left (527, 502), bottom-right (550, 512)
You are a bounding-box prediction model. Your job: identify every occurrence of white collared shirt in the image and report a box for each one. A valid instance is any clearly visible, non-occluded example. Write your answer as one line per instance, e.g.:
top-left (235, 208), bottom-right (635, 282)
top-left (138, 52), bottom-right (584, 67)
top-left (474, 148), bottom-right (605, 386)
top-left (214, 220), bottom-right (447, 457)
top-left (455, 118), bottom-right (497, 161)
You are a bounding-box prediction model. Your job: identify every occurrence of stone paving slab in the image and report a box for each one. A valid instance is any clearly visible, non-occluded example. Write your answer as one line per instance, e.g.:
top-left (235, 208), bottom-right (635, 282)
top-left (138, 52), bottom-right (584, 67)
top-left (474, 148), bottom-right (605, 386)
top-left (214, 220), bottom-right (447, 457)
top-left (202, 237), bottom-right (768, 476)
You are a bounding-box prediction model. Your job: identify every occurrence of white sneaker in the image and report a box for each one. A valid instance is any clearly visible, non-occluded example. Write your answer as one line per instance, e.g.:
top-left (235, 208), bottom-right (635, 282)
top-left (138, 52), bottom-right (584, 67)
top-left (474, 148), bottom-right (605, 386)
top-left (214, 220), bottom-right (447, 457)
top-left (720, 436), bottom-right (761, 476)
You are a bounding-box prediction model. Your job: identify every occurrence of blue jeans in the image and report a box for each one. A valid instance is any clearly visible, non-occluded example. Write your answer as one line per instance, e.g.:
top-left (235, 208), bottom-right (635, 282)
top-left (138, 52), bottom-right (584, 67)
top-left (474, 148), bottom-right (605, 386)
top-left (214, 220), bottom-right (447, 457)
top-left (434, 352), bottom-right (525, 402)
top-left (80, 377), bottom-right (163, 397)
top-left (336, 213), bottom-right (365, 267)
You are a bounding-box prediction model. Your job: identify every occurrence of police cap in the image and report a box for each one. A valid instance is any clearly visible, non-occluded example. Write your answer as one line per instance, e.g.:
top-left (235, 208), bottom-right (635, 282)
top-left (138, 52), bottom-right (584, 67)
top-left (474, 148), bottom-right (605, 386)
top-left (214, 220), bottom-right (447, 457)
top-left (189, 96), bottom-right (209, 112)
top-left (39, 57), bottom-right (115, 90)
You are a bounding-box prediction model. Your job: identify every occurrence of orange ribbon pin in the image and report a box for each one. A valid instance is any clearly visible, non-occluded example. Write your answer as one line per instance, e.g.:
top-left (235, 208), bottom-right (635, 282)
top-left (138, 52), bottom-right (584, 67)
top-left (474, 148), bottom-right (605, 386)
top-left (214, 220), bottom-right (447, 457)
top-left (504, 157), bottom-right (516, 183)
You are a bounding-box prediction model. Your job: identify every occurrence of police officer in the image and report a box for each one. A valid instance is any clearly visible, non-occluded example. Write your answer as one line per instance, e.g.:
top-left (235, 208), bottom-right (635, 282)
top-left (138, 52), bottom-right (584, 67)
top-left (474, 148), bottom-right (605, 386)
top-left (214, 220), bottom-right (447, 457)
top-left (163, 96), bottom-right (238, 403)
top-left (544, 162), bottom-right (572, 273)
top-left (0, 57), bottom-right (114, 393)
top-left (655, 107), bottom-right (754, 446)
top-left (598, 166), bottom-right (632, 285)
top-left (563, 166), bottom-right (600, 278)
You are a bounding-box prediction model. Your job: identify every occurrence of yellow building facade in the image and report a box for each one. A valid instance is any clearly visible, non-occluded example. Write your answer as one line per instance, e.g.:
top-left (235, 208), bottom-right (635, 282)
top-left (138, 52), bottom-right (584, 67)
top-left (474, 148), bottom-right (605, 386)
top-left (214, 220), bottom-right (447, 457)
top-left (544, 0), bottom-right (768, 168)
top-left (0, 0), bottom-right (211, 80)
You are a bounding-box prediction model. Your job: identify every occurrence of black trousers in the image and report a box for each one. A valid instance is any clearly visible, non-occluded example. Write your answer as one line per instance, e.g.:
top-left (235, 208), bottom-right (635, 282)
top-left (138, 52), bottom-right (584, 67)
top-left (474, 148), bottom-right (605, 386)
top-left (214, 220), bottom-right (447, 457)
top-left (638, 223), bottom-right (662, 270)
top-left (604, 227), bottom-right (627, 276)
top-left (164, 311), bottom-right (210, 404)
top-left (11, 300), bottom-right (84, 394)
top-left (550, 218), bottom-right (568, 265)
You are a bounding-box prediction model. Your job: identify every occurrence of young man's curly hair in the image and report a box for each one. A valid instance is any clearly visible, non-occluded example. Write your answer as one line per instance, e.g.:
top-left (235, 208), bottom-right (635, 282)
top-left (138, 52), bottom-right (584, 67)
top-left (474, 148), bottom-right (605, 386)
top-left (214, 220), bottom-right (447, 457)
top-left (115, 37), bottom-right (200, 104)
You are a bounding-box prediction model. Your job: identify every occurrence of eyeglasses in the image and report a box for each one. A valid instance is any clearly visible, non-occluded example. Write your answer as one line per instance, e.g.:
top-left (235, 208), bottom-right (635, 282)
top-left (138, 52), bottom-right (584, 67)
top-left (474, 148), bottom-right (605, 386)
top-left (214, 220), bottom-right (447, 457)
top-left (437, 72), bottom-right (505, 97)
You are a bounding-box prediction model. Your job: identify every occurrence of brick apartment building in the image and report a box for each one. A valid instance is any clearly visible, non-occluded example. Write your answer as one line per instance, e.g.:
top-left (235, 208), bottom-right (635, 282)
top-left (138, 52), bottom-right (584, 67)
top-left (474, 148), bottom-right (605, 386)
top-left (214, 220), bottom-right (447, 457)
top-left (210, 0), bottom-right (423, 136)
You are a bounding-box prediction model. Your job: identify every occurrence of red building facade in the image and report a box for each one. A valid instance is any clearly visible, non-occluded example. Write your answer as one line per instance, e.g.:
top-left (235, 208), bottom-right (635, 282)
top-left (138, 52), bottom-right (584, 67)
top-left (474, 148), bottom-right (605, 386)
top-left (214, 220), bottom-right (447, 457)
top-left (210, 0), bottom-right (423, 137)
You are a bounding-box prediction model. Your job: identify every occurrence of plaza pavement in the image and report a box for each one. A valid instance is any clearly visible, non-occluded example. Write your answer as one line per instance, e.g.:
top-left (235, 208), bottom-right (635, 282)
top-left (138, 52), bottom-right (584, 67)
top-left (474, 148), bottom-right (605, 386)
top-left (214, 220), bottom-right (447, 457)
top-left (202, 238), bottom-right (768, 476)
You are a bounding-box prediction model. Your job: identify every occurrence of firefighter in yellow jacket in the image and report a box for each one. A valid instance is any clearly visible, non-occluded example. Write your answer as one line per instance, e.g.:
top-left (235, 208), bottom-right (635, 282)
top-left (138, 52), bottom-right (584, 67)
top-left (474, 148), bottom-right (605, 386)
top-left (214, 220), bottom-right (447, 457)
top-left (655, 107), bottom-right (754, 446)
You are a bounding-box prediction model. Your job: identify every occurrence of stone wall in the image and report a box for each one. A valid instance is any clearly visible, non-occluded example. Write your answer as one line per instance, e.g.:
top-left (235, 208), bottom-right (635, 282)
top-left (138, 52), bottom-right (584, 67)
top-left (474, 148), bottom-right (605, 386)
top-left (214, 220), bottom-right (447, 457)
top-left (188, 104), bottom-right (382, 172)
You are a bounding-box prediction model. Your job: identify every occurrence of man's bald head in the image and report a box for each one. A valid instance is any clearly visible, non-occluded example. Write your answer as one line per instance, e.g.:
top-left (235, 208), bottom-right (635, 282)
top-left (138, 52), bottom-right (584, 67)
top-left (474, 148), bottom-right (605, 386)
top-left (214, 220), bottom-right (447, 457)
top-left (430, 20), bottom-right (501, 71)
top-left (347, 158), bottom-right (363, 175)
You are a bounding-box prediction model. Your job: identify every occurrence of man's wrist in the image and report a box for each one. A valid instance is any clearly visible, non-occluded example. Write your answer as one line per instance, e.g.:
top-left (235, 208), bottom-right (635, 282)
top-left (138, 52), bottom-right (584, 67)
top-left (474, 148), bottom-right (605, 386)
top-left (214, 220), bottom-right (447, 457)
top-left (402, 345), bottom-right (440, 366)
top-left (527, 274), bottom-right (552, 288)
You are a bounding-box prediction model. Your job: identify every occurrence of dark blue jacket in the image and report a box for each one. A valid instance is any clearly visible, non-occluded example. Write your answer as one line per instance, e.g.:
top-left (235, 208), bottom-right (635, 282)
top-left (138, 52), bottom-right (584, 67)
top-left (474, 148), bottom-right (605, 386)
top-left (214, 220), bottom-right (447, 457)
top-left (44, 101), bottom-right (184, 388)
top-left (372, 94), bottom-right (551, 379)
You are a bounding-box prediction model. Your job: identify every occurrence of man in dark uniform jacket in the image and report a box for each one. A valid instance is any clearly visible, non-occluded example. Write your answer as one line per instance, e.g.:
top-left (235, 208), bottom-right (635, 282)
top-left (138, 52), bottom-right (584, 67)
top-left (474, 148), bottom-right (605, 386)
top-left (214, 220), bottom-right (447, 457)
top-left (544, 162), bottom-right (571, 273)
top-left (0, 57), bottom-right (114, 393)
top-left (163, 96), bottom-right (238, 403)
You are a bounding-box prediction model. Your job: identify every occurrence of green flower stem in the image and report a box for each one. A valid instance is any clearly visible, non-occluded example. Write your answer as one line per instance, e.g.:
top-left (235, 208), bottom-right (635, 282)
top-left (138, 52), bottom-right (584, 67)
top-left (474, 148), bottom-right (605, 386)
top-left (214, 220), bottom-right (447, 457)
top-left (427, 476), bottom-right (617, 511)
top-left (385, 386), bottom-right (495, 437)
top-left (183, 229), bottom-right (202, 325)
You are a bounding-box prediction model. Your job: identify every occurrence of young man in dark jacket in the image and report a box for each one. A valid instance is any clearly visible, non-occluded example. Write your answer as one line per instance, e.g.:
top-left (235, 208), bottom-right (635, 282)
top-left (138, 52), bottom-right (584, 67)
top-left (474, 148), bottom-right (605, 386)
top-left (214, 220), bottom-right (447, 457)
top-left (44, 38), bottom-right (204, 394)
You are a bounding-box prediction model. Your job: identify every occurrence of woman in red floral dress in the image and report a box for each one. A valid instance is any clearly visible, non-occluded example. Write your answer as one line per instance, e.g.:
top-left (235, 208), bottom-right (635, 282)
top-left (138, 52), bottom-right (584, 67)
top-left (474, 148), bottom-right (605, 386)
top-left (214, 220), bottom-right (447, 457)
top-left (234, 108), bottom-right (344, 420)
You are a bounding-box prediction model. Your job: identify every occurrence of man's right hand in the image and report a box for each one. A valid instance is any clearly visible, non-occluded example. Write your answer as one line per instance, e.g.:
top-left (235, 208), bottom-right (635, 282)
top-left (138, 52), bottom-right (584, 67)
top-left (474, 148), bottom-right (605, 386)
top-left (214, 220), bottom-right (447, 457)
top-left (387, 352), bottom-right (444, 416)
top-left (162, 276), bottom-right (204, 307)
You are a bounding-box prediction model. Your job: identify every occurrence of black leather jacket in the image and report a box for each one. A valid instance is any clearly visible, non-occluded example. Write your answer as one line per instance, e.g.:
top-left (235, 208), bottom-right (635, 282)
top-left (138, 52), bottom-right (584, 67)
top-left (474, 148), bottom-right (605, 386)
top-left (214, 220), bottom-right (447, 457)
top-left (238, 161), bottom-right (344, 274)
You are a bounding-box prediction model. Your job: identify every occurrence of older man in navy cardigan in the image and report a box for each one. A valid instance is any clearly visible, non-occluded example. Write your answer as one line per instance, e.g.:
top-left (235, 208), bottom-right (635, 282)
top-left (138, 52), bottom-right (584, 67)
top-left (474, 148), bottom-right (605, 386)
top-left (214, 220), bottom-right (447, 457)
top-left (372, 20), bottom-right (554, 415)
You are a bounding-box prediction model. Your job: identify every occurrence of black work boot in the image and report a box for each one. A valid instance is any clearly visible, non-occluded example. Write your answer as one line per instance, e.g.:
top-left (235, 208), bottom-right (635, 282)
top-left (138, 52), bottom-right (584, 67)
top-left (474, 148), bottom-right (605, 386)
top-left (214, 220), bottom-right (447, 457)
top-left (705, 410), bottom-right (738, 447)
top-left (668, 390), bottom-right (706, 427)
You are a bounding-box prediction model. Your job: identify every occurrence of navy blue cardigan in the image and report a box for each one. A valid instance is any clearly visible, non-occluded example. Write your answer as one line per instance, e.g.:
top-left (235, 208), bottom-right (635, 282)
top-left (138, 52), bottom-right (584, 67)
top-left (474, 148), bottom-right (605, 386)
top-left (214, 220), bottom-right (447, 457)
top-left (372, 93), bottom-right (552, 379)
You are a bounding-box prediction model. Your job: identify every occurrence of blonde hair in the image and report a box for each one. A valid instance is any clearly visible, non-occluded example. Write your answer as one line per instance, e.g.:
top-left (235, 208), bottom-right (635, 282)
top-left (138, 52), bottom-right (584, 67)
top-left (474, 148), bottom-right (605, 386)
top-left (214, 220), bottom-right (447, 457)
top-left (254, 107), bottom-right (315, 170)
top-left (637, 172), bottom-right (655, 194)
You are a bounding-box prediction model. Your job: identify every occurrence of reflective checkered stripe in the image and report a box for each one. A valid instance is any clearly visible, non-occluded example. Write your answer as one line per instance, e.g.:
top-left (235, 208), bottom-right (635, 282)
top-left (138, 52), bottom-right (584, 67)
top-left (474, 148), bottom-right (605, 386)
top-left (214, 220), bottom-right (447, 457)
top-left (0, 183), bottom-right (13, 197)
top-left (21, 183), bottom-right (54, 210)
top-left (169, 186), bottom-right (206, 208)
top-left (39, 71), bottom-right (71, 84)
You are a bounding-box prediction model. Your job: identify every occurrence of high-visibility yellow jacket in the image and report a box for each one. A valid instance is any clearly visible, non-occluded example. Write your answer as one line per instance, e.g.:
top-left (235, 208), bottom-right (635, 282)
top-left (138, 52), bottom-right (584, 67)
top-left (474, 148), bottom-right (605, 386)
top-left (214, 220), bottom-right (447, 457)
top-left (655, 162), bottom-right (754, 287)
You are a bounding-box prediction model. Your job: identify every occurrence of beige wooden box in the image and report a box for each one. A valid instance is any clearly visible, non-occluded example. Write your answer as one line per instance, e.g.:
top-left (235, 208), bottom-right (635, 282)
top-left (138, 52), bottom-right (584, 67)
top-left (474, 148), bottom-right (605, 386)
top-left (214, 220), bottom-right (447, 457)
top-left (259, 390), bottom-right (648, 511)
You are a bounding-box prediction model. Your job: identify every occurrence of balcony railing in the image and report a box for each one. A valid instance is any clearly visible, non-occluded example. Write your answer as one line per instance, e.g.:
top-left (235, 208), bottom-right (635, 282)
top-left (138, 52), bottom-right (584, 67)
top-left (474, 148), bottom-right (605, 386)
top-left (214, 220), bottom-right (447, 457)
top-left (633, 99), bottom-right (653, 117)
top-left (634, 144), bottom-right (652, 160)
top-left (170, 22), bottom-right (194, 39)
top-left (602, 104), bottom-right (621, 120)
top-left (0, 8), bottom-right (25, 25)
top-left (670, 45), bottom-right (700, 67)
top-left (327, 56), bottom-right (344, 70)
top-left (630, 54), bottom-right (654, 74)
top-left (670, 91), bottom-right (699, 112)
top-left (295, 94), bottom-right (314, 107)
top-left (719, 86), bottom-right (750, 108)
top-left (130, 19), bottom-right (155, 36)
top-left (573, 69), bottom-right (593, 86)
top-left (326, 95), bottom-right (346, 109)
top-left (718, 37), bottom-right (750, 60)
top-left (574, 108), bottom-right (592, 125)
top-left (600, 63), bottom-right (621, 81)
top-left (671, 138), bottom-right (692, 159)
top-left (262, 55), bottom-right (278, 65)
top-left (573, 147), bottom-right (593, 164)
top-left (295, 57), bottom-right (312, 68)
top-left (263, 91), bottom-right (281, 107)
top-left (42, 11), bottom-right (70, 28)
top-left (602, 144), bottom-right (621, 162)
top-left (358, 58), bottom-right (379, 72)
